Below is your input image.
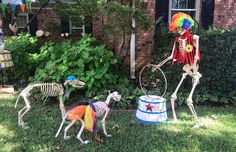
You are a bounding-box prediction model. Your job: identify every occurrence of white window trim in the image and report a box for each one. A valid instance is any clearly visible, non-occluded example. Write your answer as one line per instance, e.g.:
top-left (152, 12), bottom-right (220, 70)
top-left (168, 0), bottom-right (200, 23)
top-left (58, 0), bottom-right (77, 4)
top-left (69, 16), bottom-right (85, 35)
top-left (17, 13), bottom-right (30, 33)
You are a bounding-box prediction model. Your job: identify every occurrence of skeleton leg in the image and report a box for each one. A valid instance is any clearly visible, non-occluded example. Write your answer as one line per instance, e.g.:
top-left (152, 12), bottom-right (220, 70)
top-left (59, 96), bottom-right (67, 120)
top-left (101, 110), bottom-right (111, 137)
top-left (170, 73), bottom-right (188, 121)
top-left (18, 96), bottom-right (31, 128)
top-left (18, 106), bottom-right (26, 126)
top-left (187, 72), bottom-right (202, 126)
top-left (63, 120), bottom-right (76, 140)
top-left (77, 119), bottom-right (89, 144)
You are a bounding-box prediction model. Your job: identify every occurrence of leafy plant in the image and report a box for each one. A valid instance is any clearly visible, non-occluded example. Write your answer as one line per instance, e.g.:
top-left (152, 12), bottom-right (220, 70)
top-left (34, 35), bottom-right (117, 96)
top-left (4, 33), bottom-right (40, 86)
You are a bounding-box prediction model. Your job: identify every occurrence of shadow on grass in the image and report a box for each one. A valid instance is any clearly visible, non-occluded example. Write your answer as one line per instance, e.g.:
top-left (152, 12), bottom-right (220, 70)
top-left (0, 95), bottom-right (235, 152)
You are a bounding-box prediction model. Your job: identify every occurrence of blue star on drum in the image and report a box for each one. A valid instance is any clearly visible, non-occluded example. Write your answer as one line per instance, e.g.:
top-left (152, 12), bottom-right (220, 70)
top-left (145, 103), bottom-right (154, 111)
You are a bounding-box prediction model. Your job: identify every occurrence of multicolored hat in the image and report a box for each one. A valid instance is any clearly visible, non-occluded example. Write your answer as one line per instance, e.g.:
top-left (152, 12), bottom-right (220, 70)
top-left (169, 12), bottom-right (194, 32)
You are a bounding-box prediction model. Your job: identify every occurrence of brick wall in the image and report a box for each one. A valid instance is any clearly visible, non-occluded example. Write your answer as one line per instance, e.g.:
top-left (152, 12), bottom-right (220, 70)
top-left (93, 0), bottom-right (155, 69)
top-left (213, 0), bottom-right (236, 28)
top-left (32, 8), bottom-right (60, 33)
top-left (135, 0), bottom-right (155, 68)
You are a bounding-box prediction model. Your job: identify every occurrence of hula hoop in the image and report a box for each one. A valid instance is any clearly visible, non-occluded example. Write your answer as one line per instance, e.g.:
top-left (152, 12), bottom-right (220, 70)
top-left (139, 64), bottom-right (168, 99)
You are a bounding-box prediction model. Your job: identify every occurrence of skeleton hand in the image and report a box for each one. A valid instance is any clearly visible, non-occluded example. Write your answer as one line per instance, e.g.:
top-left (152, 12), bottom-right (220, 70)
top-left (151, 64), bottom-right (160, 72)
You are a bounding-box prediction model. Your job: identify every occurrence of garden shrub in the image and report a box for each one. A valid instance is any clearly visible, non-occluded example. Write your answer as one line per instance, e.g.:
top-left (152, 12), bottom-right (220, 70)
top-left (34, 35), bottom-right (118, 97)
top-left (4, 33), bottom-right (40, 86)
top-left (154, 25), bottom-right (236, 105)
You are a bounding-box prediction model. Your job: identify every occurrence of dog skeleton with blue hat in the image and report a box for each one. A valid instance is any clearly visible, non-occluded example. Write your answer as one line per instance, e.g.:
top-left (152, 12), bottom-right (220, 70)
top-left (15, 75), bottom-right (85, 128)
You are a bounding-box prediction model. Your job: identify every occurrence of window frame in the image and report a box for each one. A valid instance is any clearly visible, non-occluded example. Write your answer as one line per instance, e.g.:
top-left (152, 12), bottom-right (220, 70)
top-left (168, 0), bottom-right (200, 23)
top-left (16, 13), bottom-right (30, 33)
top-left (69, 16), bottom-right (85, 36)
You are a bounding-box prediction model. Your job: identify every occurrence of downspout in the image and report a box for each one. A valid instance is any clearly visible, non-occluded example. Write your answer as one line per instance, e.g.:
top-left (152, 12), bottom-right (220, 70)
top-left (130, 0), bottom-right (135, 79)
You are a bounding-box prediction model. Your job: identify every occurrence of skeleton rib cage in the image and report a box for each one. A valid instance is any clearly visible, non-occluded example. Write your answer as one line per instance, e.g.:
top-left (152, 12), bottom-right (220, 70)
top-left (15, 82), bottom-right (66, 128)
top-left (20, 83), bottom-right (64, 97)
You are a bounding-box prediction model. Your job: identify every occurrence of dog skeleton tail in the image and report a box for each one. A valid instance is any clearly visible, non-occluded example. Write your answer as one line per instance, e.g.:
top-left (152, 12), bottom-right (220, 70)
top-left (55, 113), bottom-right (68, 138)
top-left (14, 94), bottom-right (21, 108)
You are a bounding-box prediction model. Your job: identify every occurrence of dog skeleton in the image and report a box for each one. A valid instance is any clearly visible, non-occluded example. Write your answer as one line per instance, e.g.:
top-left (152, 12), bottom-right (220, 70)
top-left (55, 91), bottom-right (121, 144)
top-left (15, 78), bottom-right (85, 128)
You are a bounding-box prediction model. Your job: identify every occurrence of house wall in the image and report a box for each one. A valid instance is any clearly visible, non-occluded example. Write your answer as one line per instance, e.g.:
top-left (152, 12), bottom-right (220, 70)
top-left (213, 0), bottom-right (236, 28)
top-left (31, 8), bottom-right (61, 34)
top-left (135, 0), bottom-right (155, 68)
top-left (93, 0), bottom-right (155, 69)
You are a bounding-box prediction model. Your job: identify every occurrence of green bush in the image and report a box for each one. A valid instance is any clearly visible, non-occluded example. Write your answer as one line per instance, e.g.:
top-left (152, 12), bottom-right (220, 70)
top-left (34, 35), bottom-right (118, 96)
top-left (153, 25), bottom-right (236, 105)
top-left (4, 33), bottom-right (40, 86)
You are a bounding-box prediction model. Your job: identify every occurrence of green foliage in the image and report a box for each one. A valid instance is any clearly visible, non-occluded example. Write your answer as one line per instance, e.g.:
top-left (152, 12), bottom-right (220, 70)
top-left (34, 35), bottom-right (118, 96)
top-left (4, 33), bottom-right (40, 85)
top-left (154, 25), bottom-right (236, 105)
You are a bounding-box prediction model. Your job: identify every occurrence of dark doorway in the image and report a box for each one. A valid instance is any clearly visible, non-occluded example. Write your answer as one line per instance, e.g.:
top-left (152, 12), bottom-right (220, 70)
top-left (201, 0), bottom-right (215, 30)
top-left (155, 0), bottom-right (169, 26)
top-left (29, 14), bottom-right (38, 36)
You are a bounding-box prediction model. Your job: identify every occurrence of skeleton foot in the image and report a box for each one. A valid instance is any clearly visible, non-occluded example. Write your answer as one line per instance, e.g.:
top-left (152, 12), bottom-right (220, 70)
top-left (23, 125), bottom-right (29, 129)
top-left (64, 136), bottom-right (71, 140)
top-left (192, 122), bottom-right (204, 129)
top-left (106, 134), bottom-right (112, 137)
top-left (192, 124), bottom-right (200, 129)
top-left (20, 122), bottom-right (29, 129)
top-left (77, 137), bottom-right (89, 144)
top-left (83, 140), bottom-right (89, 144)
top-left (170, 119), bottom-right (179, 123)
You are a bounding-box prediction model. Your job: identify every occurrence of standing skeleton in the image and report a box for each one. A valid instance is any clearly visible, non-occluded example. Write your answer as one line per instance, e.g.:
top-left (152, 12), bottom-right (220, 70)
top-left (153, 13), bottom-right (202, 127)
top-left (15, 76), bottom-right (85, 128)
top-left (55, 91), bottom-right (121, 144)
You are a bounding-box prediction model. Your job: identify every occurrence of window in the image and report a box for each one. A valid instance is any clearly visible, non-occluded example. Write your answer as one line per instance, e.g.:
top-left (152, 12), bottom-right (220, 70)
top-left (58, 0), bottom-right (77, 4)
top-left (15, 13), bottom-right (29, 33)
top-left (168, 0), bottom-right (200, 23)
top-left (69, 17), bottom-right (85, 36)
top-left (61, 16), bottom-right (92, 36)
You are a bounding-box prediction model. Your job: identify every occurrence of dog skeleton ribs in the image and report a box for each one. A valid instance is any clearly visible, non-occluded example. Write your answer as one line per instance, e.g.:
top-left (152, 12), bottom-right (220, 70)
top-left (15, 76), bottom-right (85, 128)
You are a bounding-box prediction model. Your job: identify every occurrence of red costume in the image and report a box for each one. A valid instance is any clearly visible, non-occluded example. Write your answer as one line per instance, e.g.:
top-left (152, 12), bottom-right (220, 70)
top-left (172, 31), bottom-right (201, 65)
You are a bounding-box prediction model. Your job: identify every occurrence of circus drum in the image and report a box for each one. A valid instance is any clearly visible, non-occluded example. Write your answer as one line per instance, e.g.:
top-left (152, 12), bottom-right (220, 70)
top-left (136, 95), bottom-right (167, 124)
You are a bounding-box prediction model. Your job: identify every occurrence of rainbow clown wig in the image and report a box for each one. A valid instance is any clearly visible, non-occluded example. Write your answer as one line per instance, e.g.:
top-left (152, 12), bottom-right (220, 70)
top-left (169, 12), bottom-right (194, 32)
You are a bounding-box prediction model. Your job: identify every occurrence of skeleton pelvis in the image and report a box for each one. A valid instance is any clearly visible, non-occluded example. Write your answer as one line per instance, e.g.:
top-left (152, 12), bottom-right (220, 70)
top-left (182, 64), bottom-right (199, 74)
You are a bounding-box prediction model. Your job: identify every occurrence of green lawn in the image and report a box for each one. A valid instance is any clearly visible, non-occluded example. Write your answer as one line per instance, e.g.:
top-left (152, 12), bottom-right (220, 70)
top-left (0, 94), bottom-right (235, 152)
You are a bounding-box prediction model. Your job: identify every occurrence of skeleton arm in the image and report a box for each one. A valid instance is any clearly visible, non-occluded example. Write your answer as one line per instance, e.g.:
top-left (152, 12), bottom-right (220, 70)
top-left (151, 41), bottom-right (175, 72)
top-left (193, 35), bottom-right (200, 74)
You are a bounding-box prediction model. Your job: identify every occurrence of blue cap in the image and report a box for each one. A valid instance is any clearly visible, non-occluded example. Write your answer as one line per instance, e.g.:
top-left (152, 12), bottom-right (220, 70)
top-left (67, 75), bottom-right (77, 81)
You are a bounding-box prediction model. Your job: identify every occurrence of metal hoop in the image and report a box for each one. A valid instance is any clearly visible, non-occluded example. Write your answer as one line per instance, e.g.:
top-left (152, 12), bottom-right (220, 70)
top-left (139, 64), bottom-right (168, 98)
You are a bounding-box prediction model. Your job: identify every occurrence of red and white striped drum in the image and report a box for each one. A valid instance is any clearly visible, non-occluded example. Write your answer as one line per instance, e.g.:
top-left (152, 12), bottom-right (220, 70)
top-left (136, 95), bottom-right (167, 124)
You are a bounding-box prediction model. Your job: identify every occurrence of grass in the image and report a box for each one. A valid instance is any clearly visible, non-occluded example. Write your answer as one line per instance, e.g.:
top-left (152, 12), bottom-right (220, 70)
top-left (0, 94), bottom-right (236, 152)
